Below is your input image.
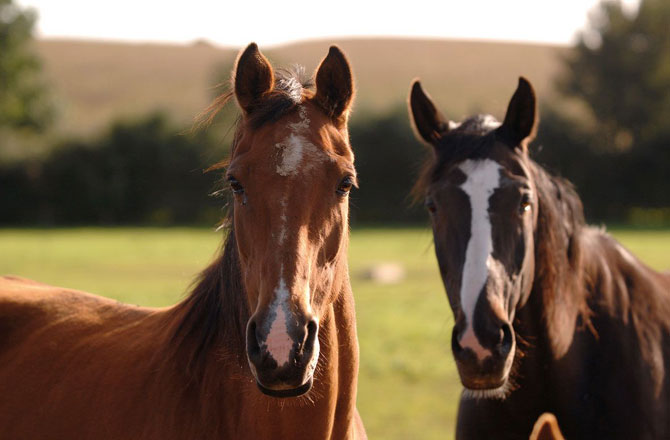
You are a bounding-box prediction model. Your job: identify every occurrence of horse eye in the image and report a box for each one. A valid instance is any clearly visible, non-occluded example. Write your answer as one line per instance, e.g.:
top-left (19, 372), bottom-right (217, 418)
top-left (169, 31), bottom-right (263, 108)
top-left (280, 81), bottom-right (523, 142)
top-left (520, 193), bottom-right (532, 213)
top-left (227, 176), bottom-right (244, 195)
top-left (337, 176), bottom-right (355, 196)
top-left (425, 197), bottom-right (437, 214)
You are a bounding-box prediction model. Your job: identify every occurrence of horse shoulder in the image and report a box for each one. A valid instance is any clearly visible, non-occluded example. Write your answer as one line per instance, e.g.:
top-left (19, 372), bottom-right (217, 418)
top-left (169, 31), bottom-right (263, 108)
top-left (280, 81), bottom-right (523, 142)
top-left (0, 275), bottom-right (151, 353)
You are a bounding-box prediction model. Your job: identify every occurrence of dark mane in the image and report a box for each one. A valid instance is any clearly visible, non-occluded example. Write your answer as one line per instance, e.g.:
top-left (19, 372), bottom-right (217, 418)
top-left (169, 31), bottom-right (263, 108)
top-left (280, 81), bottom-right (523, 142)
top-left (528, 160), bottom-right (591, 357)
top-left (198, 66), bottom-right (314, 130)
top-left (167, 225), bottom-right (248, 377)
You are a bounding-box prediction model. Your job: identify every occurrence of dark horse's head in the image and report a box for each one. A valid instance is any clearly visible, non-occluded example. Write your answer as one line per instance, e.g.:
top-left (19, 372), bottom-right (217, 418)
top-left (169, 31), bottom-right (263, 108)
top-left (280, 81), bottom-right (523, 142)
top-left (224, 44), bottom-right (356, 397)
top-left (409, 78), bottom-right (540, 397)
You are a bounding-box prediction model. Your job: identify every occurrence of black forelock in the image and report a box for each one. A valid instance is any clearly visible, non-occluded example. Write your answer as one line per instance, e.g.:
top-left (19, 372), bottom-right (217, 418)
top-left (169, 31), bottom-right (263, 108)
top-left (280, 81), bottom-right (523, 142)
top-left (428, 115), bottom-right (500, 181)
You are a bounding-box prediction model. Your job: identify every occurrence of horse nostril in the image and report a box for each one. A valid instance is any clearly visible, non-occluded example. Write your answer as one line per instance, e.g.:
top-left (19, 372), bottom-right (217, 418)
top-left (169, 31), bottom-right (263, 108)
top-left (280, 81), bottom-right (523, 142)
top-left (293, 319), bottom-right (317, 361)
top-left (246, 320), bottom-right (261, 357)
top-left (451, 328), bottom-right (464, 354)
top-left (498, 323), bottom-right (513, 355)
top-left (305, 320), bottom-right (318, 348)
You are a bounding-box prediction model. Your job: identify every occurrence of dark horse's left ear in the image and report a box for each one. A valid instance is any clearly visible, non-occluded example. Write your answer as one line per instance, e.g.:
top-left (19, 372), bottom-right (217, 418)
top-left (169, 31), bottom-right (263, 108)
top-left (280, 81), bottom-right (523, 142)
top-left (499, 77), bottom-right (538, 149)
top-left (312, 46), bottom-right (354, 126)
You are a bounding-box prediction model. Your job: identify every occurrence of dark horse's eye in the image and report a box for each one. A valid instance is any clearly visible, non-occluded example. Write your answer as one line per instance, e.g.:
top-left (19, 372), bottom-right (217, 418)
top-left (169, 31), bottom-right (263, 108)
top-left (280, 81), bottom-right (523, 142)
top-left (337, 176), bottom-right (355, 196)
top-left (520, 193), bottom-right (532, 214)
top-left (425, 196), bottom-right (437, 214)
top-left (227, 176), bottom-right (244, 195)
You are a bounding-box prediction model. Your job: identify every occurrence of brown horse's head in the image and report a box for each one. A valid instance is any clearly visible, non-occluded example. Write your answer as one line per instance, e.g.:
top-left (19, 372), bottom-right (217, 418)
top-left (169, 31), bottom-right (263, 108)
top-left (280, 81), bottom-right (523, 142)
top-left (409, 78), bottom-right (539, 397)
top-left (226, 44), bottom-right (355, 398)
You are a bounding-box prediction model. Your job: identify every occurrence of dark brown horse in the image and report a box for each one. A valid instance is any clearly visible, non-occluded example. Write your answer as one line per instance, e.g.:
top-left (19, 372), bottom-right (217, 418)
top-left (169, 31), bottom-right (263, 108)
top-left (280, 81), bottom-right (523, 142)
top-left (409, 77), bottom-right (670, 439)
top-left (0, 43), bottom-right (366, 439)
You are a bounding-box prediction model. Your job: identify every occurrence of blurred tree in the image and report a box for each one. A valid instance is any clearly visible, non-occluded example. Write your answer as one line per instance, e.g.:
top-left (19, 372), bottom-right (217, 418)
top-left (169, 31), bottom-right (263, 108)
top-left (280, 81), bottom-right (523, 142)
top-left (0, 113), bottom-right (223, 225)
top-left (561, 0), bottom-right (670, 151)
top-left (349, 107), bottom-right (428, 224)
top-left (0, 0), bottom-right (53, 133)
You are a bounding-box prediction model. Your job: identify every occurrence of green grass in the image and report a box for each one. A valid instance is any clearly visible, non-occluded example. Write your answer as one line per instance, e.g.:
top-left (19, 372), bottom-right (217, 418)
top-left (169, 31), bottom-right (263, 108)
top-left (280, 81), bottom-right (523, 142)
top-left (1, 227), bottom-right (668, 439)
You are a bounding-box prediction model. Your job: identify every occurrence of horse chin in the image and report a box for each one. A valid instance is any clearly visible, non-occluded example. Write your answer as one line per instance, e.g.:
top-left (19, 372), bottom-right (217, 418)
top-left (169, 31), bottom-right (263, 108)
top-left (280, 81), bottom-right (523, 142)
top-left (255, 376), bottom-right (314, 398)
top-left (461, 379), bottom-right (512, 401)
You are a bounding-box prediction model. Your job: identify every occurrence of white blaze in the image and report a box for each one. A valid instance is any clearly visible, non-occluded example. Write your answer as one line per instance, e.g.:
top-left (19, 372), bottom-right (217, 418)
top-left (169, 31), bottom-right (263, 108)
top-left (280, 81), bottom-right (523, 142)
top-left (458, 159), bottom-right (502, 361)
top-left (276, 106), bottom-right (316, 176)
top-left (263, 275), bottom-right (293, 367)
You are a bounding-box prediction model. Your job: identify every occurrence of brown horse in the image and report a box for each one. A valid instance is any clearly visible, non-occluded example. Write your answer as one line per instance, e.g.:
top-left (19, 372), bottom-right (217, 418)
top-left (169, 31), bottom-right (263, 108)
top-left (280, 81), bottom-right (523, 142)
top-left (409, 77), bottom-right (670, 439)
top-left (0, 43), bottom-right (366, 440)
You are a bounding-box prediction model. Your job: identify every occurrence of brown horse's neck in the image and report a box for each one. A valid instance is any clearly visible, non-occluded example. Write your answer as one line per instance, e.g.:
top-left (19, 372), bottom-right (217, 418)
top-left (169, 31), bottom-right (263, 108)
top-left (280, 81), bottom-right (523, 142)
top-left (159, 229), bottom-right (360, 438)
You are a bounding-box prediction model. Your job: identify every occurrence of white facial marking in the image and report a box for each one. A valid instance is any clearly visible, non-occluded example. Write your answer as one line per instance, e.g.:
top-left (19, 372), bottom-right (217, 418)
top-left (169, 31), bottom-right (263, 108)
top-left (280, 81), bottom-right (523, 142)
top-left (458, 158), bottom-right (502, 361)
top-left (263, 273), bottom-right (293, 367)
top-left (275, 106), bottom-right (328, 176)
top-left (276, 197), bottom-right (288, 245)
top-left (448, 120), bottom-right (462, 130)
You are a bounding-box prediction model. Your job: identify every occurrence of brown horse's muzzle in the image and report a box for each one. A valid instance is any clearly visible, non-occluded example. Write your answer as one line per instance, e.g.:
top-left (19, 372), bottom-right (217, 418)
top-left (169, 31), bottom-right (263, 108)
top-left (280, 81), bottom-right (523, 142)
top-left (246, 313), bottom-right (319, 398)
top-left (451, 319), bottom-right (515, 392)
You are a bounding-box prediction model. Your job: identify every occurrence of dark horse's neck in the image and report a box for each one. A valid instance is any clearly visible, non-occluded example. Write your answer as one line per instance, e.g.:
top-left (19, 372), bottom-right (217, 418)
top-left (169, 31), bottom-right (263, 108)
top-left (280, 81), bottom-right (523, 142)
top-left (525, 158), bottom-right (670, 388)
top-left (526, 161), bottom-right (590, 358)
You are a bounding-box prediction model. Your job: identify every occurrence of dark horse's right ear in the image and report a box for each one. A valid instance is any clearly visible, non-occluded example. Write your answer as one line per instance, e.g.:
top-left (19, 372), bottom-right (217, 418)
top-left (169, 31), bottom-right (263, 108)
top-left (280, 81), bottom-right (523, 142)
top-left (234, 43), bottom-right (274, 114)
top-left (499, 77), bottom-right (538, 148)
top-left (408, 80), bottom-right (449, 146)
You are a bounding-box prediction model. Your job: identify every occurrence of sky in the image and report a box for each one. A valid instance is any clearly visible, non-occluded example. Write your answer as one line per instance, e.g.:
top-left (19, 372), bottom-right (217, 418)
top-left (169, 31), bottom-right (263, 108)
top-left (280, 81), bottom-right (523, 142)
top-left (17, 0), bottom-right (641, 48)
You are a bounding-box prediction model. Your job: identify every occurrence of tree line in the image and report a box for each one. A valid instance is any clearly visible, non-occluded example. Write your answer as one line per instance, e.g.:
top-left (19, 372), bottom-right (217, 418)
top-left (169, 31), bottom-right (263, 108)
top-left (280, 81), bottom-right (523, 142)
top-left (1, 0), bottom-right (669, 226)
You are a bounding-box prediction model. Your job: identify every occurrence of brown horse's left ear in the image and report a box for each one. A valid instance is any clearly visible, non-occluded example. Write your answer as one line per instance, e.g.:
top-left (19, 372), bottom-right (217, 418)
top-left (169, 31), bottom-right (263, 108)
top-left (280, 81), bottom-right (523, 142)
top-left (500, 77), bottom-right (538, 148)
top-left (313, 46), bottom-right (354, 125)
top-left (234, 43), bottom-right (274, 114)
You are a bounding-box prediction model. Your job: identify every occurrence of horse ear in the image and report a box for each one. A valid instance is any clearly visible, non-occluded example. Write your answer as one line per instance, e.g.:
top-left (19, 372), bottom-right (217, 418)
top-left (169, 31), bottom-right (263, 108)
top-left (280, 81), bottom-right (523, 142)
top-left (529, 413), bottom-right (565, 440)
top-left (313, 46), bottom-right (354, 125)
top-left (234, 43), bottom-right (274, 114)
top-left (500, 77), bottom-right (537, 147)
top-left (408, 80), bottom-right (449, 146)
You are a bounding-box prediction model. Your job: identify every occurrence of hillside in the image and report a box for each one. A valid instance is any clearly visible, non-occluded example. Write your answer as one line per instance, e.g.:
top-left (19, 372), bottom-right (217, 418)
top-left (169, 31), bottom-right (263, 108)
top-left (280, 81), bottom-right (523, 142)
top-left (35, 38), bottom-right (568, 136)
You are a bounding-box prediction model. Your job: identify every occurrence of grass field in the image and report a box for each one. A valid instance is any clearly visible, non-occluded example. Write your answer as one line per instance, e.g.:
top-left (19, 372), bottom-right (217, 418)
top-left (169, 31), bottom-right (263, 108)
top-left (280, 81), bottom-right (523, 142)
top-left (1, 227), bottom-right (669, 439)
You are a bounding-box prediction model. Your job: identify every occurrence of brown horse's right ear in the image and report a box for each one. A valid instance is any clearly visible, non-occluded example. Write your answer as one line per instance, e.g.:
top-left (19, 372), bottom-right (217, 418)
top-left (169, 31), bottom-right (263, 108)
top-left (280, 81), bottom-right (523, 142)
top-left (500, 77), bottom-right (538, 148)
top-left (529, 413), bottom-right (565, 440)
top-left (408, 80), bottom-right (449, 146)
top-left (313, 46), bottom-right (355, 126)
top-left (234, 43), bottom-right (274, 114)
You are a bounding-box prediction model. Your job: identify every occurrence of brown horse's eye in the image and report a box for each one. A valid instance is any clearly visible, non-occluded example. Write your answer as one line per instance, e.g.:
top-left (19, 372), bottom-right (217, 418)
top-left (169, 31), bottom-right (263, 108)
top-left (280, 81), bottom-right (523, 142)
top-left (425, 197), bottom-right (437, 214)
top-left (337, 176), bottom-right (355, 196)
top-left (520, 193), bottom-right (532, 214)
top-left (228, 176), bottom-right (244, 195)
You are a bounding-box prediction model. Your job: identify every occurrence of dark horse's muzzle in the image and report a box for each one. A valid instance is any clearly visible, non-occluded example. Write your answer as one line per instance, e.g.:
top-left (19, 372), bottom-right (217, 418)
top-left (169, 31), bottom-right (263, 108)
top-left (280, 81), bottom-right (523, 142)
top-left (451, 319), bottom-right (515, 391)
top-left (246, 313), bottom-right (319, 398)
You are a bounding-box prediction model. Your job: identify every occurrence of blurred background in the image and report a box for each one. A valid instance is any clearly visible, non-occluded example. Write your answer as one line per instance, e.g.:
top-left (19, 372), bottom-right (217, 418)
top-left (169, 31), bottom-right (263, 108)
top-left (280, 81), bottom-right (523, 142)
top-left (1, 0), bottom-right (668, 438)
